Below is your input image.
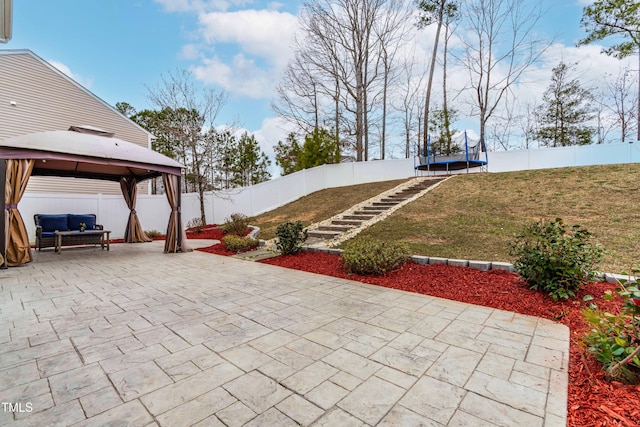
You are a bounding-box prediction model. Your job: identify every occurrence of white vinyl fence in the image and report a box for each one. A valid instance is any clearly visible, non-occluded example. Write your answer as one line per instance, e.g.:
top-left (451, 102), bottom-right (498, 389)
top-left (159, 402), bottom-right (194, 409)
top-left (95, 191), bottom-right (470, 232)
top-left (21, 142), bottom-right (640, 241)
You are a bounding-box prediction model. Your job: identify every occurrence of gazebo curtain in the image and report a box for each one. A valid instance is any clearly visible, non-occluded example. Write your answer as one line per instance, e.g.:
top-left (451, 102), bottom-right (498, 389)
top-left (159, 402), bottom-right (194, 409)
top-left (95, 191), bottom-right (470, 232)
top-left (162, 173), bottom-right (191, 253)
top-left (5, 159), bottom-right (35, 266)
top-left (120, 177), bottom-right (152, 243)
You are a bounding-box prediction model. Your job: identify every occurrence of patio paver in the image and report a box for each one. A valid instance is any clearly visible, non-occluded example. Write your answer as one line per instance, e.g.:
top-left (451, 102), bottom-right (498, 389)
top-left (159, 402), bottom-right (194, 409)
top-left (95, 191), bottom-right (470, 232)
top-left (0, 241), bottom-right (569, 426)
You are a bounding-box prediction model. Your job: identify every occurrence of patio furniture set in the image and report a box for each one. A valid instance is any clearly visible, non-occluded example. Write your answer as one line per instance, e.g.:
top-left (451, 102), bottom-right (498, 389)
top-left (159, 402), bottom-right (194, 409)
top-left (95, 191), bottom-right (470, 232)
top-left (34, 213), bottom-right (110, 253)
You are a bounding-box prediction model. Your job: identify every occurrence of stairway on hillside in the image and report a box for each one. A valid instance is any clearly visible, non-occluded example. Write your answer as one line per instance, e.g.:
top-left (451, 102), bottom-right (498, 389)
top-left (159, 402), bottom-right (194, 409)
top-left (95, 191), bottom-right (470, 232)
top-left (305, 177), bottom-right (446, 245)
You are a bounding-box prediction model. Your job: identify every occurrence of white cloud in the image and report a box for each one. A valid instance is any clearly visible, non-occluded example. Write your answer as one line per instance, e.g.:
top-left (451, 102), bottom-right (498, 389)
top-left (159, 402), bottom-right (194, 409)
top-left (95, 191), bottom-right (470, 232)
top-left (179, 44), bottom-right (201, 60)
top-left (186, 8), bottom-right (298, 98)
top-left (154, 0), bottom-right (257, 13)
top-left (47, 60), bottom-right (94, 89)
top-left (197, 9), bottom-right (297, 67)
top-left (191, 54), bottom-right (276, 98)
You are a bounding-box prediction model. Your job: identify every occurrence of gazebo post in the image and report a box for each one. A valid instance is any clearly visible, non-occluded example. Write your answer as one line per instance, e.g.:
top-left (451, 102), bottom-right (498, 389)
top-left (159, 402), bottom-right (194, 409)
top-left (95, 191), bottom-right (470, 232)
top-left (176, 176), bottom-right (183, 251)
top-left (0, 159), bottom-right (6, 269)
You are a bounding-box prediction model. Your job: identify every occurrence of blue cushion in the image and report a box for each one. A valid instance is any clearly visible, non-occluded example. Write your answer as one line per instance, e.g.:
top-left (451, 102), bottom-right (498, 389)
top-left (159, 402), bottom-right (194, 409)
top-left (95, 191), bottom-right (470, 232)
top-left (40, 232), bottom-right (56, 238)
top-left (68, 214), bottom-right (95, 230)
top-left (38, 215), bottom-right (69, 232)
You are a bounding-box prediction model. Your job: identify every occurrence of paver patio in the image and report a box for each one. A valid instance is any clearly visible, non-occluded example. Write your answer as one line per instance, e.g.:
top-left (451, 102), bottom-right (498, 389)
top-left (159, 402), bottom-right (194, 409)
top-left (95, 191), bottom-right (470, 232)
top-left (0, 241), bottom-right (569, 426)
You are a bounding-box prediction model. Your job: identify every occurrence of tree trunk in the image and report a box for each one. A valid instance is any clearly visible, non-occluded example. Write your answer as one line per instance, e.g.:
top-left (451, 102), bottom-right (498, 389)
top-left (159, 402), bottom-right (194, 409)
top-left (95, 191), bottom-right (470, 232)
top-left (442, 20), bottom-right (452, 153)
top-left (423, 0), bottom-right (446, 156)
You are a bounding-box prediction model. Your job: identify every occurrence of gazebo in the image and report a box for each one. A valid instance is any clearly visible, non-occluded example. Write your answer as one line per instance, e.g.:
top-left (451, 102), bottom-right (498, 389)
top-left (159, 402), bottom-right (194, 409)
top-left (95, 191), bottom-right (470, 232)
top-left (0, 125), bottom-right (191, 267)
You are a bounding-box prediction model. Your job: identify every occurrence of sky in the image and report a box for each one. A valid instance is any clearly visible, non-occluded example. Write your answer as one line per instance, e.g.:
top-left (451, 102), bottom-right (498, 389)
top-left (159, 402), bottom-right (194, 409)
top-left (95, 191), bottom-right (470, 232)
top-left (4, 0), bottom-right (637, 171)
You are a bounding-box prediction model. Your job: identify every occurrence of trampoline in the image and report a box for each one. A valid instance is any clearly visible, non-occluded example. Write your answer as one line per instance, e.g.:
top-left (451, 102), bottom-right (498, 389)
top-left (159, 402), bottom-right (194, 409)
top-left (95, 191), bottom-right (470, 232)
top-left (415, 130), bottom-right (488, 174)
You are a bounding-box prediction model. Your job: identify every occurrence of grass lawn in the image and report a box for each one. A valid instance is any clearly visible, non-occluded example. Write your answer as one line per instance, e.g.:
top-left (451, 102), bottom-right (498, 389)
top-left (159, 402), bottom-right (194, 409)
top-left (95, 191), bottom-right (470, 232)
top-left (250, 178), bottom-right (410, 240)
top-left (251, 164), bottom-right (640, 274)
top-left (354, 164), bottom-right (640, 274)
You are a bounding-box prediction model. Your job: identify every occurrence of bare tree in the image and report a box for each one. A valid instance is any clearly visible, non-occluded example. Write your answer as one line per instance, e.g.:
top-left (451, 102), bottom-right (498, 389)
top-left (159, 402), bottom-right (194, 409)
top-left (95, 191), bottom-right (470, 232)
top-left (274, 0), bottom-right (412, 162)
top-left (392, 47), bottom-right (427, 158)
top-left (600, 67), bottom-right (639, 143)
top-left (272, 51), bottom-right (322, 135)
top-left (147, 69), bottom-right (229, 224)
top-left (458, 0), bottom-right (549, 147)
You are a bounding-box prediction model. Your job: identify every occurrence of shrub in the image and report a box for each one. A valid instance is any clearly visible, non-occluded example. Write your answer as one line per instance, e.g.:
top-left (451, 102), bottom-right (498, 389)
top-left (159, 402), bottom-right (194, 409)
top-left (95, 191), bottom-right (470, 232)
top-left (583, 276), bottom-right (640, 384)
top-left (342, 237), bottom-right (409, 275)
top-left (186, 217), bottom-right (206, 233)
top-left (508, 218), bottom-right (604, 301)
top-left (222, 235), bottom-right (259, 253)
top-left (144, 230), bottom-right (163, 238)
top-left (275, 221), bottom-right (308, 255)
top-left (223, 213), bottom-right (250, 236)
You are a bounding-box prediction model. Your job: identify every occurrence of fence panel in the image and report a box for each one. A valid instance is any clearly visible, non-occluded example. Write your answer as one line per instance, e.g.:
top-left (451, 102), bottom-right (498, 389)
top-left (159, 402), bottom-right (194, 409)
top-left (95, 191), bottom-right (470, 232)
top-left (304, 166), bottom-right (327, 195)
top-left (21, 143), bottom-right (640, 243)
top-left (575, 143), bottom-right (630, 166)
top-left (321, 163), bottom-right (351, 188)
top-left (487, 150), bottom-right (529, 172)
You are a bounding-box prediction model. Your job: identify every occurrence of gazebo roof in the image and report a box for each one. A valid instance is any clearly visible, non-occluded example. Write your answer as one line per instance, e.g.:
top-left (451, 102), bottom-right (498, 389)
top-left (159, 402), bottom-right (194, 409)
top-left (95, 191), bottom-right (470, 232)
top-left (0, 127), bottom-right (184, 182)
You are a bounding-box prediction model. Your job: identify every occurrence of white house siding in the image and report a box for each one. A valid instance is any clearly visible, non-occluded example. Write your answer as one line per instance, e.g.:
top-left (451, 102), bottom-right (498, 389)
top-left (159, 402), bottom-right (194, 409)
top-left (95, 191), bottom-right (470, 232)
top-left (0, 49), bottom-right (152, 195)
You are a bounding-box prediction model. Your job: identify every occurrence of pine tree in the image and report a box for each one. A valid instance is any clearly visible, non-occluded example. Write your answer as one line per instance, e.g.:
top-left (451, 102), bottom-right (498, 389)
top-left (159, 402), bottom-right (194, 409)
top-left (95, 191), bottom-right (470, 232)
top-left (273, 128), bottom-right (341, 175)
top-left (535, 62), bottom-right (595, 147)
top-left (230, 133), bottom-right (271, 187)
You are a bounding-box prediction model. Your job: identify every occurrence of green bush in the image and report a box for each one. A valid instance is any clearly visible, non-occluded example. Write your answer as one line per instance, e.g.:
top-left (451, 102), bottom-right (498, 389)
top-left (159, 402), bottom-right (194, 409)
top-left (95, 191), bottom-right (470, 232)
top-left (275, 221), bottom-right (308, 254)
top-left (222, 235), bottom-right (259, 252)
top-left (342, 237), bottom-right (409, 275)
top-left (222, 213), bottom-right (250, 236)
top-left (508, 218), bottom-right (604, 301)
top-left (583, 276), bottom-right (640, 384)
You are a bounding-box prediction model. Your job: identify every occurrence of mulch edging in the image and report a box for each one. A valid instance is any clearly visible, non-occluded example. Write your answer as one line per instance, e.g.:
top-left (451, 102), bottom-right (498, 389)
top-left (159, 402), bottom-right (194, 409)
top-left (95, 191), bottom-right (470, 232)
top-left (260, 251), bottom-right (640, 427)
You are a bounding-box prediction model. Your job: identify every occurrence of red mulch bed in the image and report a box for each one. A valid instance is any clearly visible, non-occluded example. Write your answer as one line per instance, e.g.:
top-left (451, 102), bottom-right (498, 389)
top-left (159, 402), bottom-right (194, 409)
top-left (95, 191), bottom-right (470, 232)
top-left (260, 251), bottom-right (640, 427)
top-left (110, 225), bottom-right (249, 256)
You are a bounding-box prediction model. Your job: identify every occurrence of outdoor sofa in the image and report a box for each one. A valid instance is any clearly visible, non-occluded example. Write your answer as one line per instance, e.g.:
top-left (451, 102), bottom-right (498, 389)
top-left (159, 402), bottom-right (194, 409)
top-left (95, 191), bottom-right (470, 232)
top-left (34, 214), bottom-right (106, 251)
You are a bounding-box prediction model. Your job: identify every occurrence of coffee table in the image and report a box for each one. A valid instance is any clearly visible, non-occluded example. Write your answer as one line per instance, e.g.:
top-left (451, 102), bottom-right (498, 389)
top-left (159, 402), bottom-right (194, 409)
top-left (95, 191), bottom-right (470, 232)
top-left (54, 230), bottom-right (111, 253)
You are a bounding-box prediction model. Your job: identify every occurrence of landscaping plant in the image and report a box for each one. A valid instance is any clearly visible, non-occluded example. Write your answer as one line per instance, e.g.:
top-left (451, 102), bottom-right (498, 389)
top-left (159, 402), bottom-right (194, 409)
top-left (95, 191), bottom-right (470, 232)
top-left (583, 273), bottom-right (640, 384)
top-left (342, 237), bottom-right (409, 275)
top-left (186, 217), bottom-right (206, 233)
top-left (222, 235), bottom-right (259, 253)
top-left (222, 213), bottom-right (250, 236)
top-left (509, 218), bottom-right (604, 300)
top-left (144, 230), bottom-right (163, 238)
top-left (275, 221), bottom-right (308, 254)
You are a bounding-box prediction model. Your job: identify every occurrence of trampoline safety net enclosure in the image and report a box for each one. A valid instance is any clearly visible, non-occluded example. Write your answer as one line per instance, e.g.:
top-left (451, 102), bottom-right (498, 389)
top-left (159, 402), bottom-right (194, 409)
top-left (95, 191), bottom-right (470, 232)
top-left (415, 130), bottom-right (488, 173)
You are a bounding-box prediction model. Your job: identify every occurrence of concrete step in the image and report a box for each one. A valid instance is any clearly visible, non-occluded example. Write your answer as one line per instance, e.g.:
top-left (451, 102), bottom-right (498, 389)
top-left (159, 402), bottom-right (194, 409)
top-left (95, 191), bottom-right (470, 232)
top-left (343, 214), bottom-right (374, 220)
top-left (308, 230), bottom-right (341, 239)
top-left (231, 249), bottom-right (279, 261)
top-left (318, 225), bottom-right (354, 232)
top-left (353, 210), bottom-right (381, 215)
top-left (372, 201), bottom-right (400, 207)
top-left (332, 219), bottom-right (363, 226)
top-left (380, 196), bottom-right (408, 202)
top-left (362, 205), bottom-right (391, 211)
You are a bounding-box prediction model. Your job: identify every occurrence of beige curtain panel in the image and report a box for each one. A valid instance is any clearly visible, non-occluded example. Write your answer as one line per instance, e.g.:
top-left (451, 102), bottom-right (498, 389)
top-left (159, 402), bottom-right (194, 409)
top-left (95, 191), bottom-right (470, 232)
top-left (162, 173), bottom-right (191, 253)
top-left (5, 159), bottom-right (34, 266)
top-left (120, 177), bottom-right (152, 243)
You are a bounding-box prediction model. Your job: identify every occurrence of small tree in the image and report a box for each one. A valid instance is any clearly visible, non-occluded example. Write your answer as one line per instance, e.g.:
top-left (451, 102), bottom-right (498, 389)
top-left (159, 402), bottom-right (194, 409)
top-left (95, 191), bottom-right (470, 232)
top-left (274, 128), bottom-right (341, 176)
top-left (298, 128), bottom-right (341, 170)
top-left (535, 61), bottom-right (595, 147)
top-left (230, 132), bottom-right (271, 187)
top-left (428, 107), bottom-right (459, 156)
top-left (275, 133), bottom-right (302, 176)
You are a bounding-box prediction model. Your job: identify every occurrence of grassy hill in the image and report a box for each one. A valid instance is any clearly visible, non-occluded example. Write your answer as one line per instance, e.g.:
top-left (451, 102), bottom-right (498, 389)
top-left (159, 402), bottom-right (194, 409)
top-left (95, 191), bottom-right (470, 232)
top-left (250, 178), bottom-right (410, 240)
top-left (251, 164), bottom-right (640, 273)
